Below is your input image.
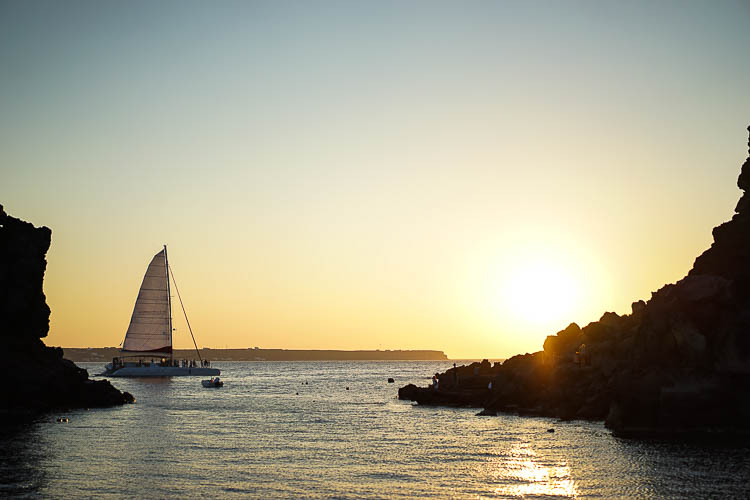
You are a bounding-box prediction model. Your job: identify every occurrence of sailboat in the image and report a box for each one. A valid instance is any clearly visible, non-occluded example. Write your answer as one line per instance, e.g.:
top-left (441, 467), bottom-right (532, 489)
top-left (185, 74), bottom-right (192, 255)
top-left (101, 246), bottom-right (221, 377)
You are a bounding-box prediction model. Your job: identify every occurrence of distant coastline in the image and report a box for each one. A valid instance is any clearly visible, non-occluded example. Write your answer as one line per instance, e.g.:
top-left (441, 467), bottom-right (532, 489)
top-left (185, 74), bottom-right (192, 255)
top-left (62, 347), bottom-right (448, 362)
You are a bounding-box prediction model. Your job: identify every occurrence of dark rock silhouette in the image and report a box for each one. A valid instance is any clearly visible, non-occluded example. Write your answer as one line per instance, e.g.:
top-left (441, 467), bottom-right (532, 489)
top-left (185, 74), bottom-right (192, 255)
top-left (400, 126), bottom-right (750, 438)
top-left (0, 205), bottom-right (133, 416)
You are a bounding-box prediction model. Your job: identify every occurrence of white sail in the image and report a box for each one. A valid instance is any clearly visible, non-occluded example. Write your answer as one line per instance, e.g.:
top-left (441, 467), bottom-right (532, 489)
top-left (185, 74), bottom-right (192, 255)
top-left (122, 249), bottom-right (172, 353)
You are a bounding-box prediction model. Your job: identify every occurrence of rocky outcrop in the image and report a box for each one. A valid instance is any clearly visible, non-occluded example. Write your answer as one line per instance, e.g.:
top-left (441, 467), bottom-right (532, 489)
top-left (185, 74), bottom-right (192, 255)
top-left (0, 205), bottom-right (133, 416)
top-left (691, 127), bottom-right (750, 284)
top-left (400, 126), bottom-right (750, 438)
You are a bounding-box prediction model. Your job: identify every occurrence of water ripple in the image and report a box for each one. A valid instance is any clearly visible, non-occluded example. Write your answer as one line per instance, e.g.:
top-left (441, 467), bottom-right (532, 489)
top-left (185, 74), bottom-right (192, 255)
top-left (1, 361), bottom-right (748, 498)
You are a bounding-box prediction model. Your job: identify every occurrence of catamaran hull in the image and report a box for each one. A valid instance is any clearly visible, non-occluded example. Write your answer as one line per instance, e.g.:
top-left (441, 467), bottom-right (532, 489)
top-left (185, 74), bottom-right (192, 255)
top-left (103, 366), bottom-right (220, 377)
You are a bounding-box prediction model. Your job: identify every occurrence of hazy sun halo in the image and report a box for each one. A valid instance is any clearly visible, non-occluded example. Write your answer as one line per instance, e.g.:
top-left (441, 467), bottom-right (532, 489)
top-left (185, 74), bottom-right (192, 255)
top-left (501, 260), bottom-right (580, 333)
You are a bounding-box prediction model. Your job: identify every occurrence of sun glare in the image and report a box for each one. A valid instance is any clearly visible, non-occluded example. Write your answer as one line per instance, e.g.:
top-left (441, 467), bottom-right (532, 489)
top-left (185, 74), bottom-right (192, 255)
top-left (499, 259), bottom-right (581, 333)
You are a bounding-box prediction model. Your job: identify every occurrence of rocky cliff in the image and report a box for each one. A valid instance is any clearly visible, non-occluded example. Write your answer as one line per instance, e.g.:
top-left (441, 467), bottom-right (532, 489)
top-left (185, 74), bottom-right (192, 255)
top-left (0, 205), bottom-right (133, 416)
top-left (400, 126), bottom-right (750, 438)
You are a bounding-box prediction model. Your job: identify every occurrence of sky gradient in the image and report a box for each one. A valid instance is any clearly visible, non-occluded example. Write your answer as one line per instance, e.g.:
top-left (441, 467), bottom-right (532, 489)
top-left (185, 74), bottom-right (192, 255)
top-left (2, 1), bottom-right (749, 358)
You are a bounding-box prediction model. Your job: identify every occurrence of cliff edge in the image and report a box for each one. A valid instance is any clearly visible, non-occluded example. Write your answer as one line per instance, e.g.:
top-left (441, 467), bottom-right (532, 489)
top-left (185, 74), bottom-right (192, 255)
top-left (0, 205), bottom-right (133, 416)
top-left (400, 126), bottom-right (750, 438)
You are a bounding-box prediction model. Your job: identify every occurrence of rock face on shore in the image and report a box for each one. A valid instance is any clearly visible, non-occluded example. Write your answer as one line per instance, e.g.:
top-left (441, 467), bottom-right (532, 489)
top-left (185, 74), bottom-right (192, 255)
top-left (0, 205), bottom-right (134, 416)
top-left (400, 126), bottom-right (750, 438)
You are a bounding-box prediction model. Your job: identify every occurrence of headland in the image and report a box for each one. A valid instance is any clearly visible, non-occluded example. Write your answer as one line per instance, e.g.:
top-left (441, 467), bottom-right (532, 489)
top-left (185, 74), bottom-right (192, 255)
top-left (65, 347), bottom-right (448, 362)
top-left (0, 205), bottom-right (134, 417)
top-left (400, 125), bottom-right (750, 439)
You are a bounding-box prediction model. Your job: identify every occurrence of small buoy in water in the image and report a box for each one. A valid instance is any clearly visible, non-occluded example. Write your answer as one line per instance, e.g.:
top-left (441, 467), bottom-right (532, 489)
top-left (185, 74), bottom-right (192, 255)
top-left (56, 417), bottom-right (69, 423)
top-left (295, 392), bottom-right (299, 395)
top-left (547, 428), bottom-right (554, 433)
top-left (346, 387), bottom-right (349, 390)
top-left (387, 378), bottom-right (395, 383)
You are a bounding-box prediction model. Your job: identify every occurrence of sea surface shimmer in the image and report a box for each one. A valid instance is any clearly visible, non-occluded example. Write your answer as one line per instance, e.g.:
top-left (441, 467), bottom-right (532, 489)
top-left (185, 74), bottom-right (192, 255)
top-left (2, 361), bottom-right (749, 498)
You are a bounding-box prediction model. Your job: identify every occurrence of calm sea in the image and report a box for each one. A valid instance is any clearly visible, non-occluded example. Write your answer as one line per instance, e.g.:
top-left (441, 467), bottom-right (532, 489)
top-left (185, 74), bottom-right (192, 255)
top-left (1, 361), bottom-right (748, 498)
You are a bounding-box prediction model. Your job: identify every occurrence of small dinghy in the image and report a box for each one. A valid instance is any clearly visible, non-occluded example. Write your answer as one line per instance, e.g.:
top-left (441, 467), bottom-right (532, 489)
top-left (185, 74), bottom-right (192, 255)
top-left (202, 377), bottom-right (223, 388)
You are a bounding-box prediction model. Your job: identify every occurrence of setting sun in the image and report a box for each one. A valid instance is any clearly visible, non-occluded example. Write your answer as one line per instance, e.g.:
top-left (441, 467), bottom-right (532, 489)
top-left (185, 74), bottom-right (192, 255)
top-left (3, 1), bottom-right (746, 363)
top-left (470, 237), bottom-right (604, 351)
top-left (502, 260), bottom-right (580, 332)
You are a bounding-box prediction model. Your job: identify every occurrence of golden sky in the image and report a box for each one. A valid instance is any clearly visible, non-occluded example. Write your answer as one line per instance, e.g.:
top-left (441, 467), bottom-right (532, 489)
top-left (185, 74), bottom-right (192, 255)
top-left (2, 1), bottom-right (749, 358)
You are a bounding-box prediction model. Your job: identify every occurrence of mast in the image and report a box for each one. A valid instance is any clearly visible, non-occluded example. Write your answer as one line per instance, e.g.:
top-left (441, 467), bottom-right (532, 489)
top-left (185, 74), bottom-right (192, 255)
top-left (164, 244), bottom-right (173, 362)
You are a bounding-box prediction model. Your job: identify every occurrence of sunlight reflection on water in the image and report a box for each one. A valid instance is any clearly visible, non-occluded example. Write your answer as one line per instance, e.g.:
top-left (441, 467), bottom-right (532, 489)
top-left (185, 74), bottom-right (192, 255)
top-left (492, 442), bottom-right (577, 498)
top-left (1, 361), bottom-right (749, 498)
